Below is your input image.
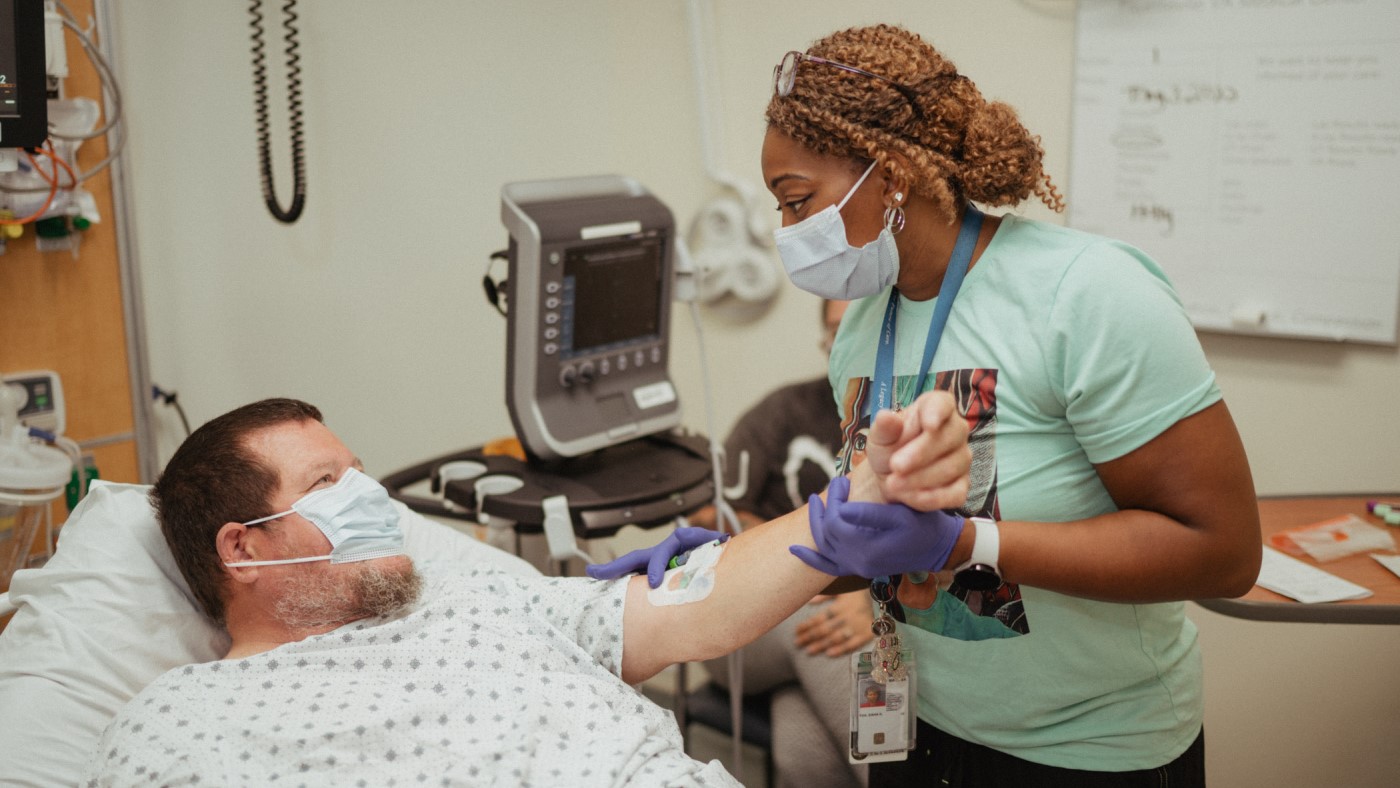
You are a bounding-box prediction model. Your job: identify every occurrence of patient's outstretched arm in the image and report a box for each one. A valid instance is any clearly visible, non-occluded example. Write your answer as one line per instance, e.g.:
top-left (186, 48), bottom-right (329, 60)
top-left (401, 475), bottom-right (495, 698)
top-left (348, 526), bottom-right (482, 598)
top-left (619, 390), bottom-right (970, 684)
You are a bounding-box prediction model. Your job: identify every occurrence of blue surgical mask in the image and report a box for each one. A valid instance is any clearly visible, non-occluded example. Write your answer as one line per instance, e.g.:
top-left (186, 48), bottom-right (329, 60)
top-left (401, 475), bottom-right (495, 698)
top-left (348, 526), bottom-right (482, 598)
top-left (773, 160), bottom-right (899, 300)
top-left (225, 467), bottom-right (406, 567)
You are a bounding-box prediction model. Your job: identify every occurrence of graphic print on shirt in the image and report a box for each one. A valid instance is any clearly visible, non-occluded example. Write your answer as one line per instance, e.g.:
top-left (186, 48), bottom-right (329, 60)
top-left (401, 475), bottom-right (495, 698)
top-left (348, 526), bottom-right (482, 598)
top-left (782, 435), bottom-right (840, 509)
top-left (835, 367), bottom-right (1028, 637)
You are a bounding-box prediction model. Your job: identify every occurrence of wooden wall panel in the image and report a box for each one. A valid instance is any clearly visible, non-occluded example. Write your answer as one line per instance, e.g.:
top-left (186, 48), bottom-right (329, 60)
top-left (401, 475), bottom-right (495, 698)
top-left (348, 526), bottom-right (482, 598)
top-left (1, 0), bottom-right (137, 607)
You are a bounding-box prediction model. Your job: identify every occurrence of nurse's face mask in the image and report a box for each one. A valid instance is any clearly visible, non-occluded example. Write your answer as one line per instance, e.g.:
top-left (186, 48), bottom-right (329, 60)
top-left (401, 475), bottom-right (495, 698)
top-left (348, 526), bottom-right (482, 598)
top-left (224, 467), bottom-right (406, 567)
top-left (772, 159), bottom-right (899, 301)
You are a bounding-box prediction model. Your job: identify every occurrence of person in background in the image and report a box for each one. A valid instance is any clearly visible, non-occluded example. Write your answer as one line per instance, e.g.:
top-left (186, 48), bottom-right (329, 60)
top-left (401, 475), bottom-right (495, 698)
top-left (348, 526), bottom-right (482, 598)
top-left (759, 23), bottom-right (1260, 787)
top-left (692, 297), bottom-right (872, 788)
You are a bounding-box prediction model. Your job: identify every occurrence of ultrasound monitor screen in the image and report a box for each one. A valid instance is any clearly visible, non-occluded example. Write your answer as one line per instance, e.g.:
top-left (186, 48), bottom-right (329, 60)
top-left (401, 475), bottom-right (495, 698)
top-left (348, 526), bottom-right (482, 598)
top-left (564, 237), bottom-right (663, 355)
top-left (0, 0), bottom-right (19, 117)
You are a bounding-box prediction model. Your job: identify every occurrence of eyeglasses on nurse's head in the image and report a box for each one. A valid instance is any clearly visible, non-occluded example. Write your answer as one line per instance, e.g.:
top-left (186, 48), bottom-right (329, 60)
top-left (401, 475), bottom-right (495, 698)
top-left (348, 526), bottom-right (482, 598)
top-left (772, 50), bottom-right (924, 121)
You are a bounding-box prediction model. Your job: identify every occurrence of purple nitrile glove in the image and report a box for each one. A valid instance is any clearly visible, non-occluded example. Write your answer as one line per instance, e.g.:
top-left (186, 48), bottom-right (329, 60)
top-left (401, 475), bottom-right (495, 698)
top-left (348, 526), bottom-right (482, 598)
top-left (585, 526), bottom-right (729, 588)
top-left (790, 475), bottom-right (964, 578)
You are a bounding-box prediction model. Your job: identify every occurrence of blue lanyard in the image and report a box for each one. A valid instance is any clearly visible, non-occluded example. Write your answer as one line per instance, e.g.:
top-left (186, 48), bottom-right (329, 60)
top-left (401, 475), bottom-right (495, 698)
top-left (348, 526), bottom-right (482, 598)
top-left (870, 206), bottom-right (984, 415)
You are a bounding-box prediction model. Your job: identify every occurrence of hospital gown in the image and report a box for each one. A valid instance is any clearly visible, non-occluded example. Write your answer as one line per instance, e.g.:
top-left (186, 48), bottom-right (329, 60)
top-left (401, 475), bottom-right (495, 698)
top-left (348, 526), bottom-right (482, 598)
top-left (82, 562), bottom-right (738, 787)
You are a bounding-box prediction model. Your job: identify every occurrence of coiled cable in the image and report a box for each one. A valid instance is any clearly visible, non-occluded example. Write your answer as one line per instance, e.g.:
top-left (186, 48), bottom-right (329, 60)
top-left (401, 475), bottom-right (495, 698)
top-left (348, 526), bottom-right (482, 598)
top-left (249, 0), bottom-right (306, 224)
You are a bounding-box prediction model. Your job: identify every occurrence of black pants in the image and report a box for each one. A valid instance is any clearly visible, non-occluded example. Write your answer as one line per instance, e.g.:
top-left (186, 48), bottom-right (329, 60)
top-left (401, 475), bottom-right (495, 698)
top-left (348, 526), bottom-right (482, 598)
top-left (870, 720), bottom-right (1206, 788)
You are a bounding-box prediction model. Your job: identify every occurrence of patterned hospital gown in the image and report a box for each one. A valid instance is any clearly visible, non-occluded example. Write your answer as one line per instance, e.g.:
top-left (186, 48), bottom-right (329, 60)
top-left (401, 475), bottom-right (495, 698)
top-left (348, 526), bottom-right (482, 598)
top-left (82, 563), bottom-right (738, 787)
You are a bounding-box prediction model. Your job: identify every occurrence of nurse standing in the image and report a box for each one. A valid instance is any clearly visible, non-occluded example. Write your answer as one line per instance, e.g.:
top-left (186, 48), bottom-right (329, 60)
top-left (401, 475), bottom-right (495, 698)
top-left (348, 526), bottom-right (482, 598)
top-left (764, 24), bottom-right (1259, 787)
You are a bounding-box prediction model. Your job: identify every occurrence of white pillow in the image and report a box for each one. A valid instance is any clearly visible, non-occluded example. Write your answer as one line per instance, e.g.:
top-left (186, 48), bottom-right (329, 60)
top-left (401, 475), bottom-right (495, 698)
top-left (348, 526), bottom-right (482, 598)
top-left (0, 479), bottom-right (537, 788)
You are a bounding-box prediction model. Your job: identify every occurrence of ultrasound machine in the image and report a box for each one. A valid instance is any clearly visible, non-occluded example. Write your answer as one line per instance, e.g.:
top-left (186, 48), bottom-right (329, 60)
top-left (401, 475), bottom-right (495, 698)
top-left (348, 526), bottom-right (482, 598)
top-left (500, 175), bottom-right (682, 462)
top-left (382, 175), bottom-right (714, 567)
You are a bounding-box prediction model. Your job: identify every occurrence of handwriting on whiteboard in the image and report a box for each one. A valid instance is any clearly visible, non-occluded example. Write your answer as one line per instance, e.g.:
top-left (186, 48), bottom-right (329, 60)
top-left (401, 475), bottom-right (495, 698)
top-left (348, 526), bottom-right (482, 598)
top-left (1069, 0), bottom-right (1400, 343)
top-left (1125, 83), bottom-right (1239, 109)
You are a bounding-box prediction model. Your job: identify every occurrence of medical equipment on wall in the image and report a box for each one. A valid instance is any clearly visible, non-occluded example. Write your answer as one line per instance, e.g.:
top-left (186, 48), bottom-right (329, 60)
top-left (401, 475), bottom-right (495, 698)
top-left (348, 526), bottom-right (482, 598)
top-left (0, 0), bottom-right (121, 252)
top-left (248, 0), bottom-right (306, 224)
top-left (4, 369), bottom-right (64, 434)
top-left (499, 175), bottom-right (683, 463)
top-left (0, 370), bottom-right (75, 588)
top-left (0, 0), bottom-right (48, 151)
top-left (688, 198), bottom-right (780, 305)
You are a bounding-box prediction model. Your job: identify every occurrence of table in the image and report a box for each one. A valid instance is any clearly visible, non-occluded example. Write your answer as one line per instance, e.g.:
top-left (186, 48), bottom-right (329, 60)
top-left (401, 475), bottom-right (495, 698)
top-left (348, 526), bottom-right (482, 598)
top-left (1194, 494), bottom-right (1400, 624)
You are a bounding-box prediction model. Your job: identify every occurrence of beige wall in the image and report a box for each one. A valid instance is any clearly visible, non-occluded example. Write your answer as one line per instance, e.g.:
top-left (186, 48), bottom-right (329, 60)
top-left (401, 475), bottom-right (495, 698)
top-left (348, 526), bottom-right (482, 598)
top-left (112, 1), bottom-right (1399, 785)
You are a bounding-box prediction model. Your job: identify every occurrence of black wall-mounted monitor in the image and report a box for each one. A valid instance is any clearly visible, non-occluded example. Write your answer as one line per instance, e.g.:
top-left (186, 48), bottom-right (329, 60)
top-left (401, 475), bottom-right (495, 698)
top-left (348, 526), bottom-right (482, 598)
top-left (0, 0), bottom-right (47, 148)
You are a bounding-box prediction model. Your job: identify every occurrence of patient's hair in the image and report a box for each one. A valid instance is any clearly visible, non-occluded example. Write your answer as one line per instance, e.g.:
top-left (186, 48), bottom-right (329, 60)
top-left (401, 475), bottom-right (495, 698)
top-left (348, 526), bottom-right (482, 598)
top-left (151, 398), bottom-right (323, 625)
top-left (766, 24), bottom-right (1064, 220)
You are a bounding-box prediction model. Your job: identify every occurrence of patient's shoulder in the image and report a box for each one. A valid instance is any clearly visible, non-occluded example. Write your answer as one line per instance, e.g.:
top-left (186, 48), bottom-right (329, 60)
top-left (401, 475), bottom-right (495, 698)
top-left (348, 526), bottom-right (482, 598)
top-left (85, 668), bottom-right (220, 785)
top-left (414, 557), bottom-right (530, 588)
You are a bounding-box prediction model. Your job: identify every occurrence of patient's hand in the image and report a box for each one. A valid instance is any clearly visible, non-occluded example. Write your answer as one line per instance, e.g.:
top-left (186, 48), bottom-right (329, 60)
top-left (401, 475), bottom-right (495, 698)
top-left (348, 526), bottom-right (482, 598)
top-left (850, 390), bottom-right (969, 511)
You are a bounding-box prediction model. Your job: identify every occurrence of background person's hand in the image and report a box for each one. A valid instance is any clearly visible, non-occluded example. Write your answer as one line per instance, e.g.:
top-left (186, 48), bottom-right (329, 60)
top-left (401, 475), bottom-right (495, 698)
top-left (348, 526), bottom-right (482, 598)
top-left (850, 390), bottom-right (970, 511)
top-left (794, 590), bottom-right (874, 656)
top-left (586, 526), bottom-right (728, 587)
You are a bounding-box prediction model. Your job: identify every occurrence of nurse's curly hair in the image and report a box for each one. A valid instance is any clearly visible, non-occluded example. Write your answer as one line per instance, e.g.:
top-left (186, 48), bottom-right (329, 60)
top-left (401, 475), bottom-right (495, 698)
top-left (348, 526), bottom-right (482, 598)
top-left (766, 24), bottom-right (1064, 219)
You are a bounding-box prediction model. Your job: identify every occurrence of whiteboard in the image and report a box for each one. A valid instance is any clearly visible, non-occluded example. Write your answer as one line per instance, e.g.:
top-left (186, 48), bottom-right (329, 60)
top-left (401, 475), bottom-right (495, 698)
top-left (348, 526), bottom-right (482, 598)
top-left (1068, 0), bottom-right (1400, 344)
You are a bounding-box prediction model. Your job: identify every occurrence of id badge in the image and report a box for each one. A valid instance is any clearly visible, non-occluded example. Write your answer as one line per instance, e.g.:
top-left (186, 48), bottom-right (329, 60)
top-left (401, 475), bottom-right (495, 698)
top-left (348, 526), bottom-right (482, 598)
top-left (848, 649), bottom-right (918, 763)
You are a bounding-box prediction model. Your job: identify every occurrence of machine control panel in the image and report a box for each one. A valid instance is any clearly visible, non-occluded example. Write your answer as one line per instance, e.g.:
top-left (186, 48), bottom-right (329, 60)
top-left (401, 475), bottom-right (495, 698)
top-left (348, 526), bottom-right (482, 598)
top-left (1, 369), bottom-right (64, 434)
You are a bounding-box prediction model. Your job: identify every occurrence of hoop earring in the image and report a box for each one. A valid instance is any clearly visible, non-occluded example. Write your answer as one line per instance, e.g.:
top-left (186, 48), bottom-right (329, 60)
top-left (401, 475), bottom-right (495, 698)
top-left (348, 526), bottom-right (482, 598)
top-left (883, 204), bottom-right (906, 235)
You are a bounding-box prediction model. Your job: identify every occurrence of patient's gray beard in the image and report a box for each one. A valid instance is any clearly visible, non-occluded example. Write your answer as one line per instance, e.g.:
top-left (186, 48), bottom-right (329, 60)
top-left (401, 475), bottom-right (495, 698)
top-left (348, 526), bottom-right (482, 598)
top-left (272, 562), bottom-right (423, 632)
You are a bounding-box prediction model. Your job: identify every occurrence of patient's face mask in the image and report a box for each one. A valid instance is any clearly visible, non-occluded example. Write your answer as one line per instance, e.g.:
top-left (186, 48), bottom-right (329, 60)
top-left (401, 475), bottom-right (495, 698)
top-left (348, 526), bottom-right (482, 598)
top-left (773, 160), bottom-right (899, 301)
top-left (224, 467), bottom-right (406, 567)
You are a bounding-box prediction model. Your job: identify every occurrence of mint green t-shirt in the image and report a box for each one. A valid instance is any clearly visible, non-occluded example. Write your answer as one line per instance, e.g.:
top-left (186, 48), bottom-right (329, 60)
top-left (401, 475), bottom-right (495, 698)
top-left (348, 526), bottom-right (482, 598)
top-left (827, 215), bottom-right (1220, 771)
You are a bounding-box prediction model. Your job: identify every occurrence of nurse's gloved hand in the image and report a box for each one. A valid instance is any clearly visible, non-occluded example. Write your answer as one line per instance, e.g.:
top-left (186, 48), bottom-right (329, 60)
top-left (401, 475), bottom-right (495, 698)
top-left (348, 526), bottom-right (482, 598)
top-left (586, 526), bottom-right (729, 588)
top-left (790, 476), bottom-right (964, 578)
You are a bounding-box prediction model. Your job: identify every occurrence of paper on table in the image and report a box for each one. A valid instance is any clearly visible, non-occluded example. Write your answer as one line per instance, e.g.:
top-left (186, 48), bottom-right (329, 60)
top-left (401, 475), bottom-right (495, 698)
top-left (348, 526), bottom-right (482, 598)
top-left (1255, 546), bottom-right (1372, 604)
top-left (1372, 553), bottom-right (1400, 581)
top-left (1268, 515), bottom-right (1396, 562)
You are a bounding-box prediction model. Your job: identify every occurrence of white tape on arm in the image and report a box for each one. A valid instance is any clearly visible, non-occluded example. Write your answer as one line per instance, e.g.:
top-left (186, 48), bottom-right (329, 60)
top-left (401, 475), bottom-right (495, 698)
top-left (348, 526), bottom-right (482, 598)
top-left (645, 540), bottom-right (726, 607)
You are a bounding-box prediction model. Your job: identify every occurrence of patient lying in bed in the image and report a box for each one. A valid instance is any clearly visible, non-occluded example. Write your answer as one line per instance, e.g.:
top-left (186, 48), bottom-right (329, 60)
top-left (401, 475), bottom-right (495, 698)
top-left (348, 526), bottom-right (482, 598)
top-left (83, 398), bottom-right (752, 787)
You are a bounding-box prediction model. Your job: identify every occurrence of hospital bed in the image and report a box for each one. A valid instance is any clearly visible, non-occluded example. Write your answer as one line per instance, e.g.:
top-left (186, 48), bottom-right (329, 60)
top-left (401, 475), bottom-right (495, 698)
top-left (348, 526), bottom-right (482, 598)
top-left (0, 480), bottom-right (539, 787)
